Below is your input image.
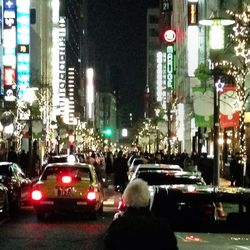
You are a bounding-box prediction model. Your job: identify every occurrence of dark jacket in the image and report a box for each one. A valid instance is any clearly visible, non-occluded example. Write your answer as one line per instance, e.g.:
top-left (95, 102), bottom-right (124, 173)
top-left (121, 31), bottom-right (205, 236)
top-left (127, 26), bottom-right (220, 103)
top-left (103, 207), bottom-right (178, 250)
top-left (113, 154), bottom-right (128, 188)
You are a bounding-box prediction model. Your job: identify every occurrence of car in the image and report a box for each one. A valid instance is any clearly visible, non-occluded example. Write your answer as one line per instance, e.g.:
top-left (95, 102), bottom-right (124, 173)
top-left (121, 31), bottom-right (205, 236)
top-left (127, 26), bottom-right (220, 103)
top-left (130, 163), bottom-right (183, 179)
top-left (0, 182), bottom-right (9, 218)
top-left (116, 184), bottom-right (250, 249)
top-left (31, 162), bottom-right (104, 220)
top-left (117, 170), bottom-right (206, 213)
top-left (0, 162), bottom-right (32, 211)
top-left (152, 186), bottom-right (250, 249)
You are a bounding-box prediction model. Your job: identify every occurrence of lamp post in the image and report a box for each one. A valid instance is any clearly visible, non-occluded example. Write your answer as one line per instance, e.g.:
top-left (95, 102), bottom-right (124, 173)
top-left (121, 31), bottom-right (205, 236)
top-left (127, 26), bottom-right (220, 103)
top-left (199, 16), bottom-right (235, 186)
top-left (213, 78), bottom-right (225, 185)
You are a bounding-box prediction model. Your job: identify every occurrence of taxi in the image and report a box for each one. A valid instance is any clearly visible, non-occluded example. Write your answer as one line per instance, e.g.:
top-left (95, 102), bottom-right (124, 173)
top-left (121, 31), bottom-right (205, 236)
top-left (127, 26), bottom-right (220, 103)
top-left (31, 162), bottom-right (104, 220)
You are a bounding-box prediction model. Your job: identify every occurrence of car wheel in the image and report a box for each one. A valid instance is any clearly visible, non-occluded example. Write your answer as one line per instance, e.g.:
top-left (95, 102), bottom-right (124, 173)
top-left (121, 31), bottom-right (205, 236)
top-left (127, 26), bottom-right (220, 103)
top-left (9, 192), bottom-right (21, 213)
top-left (89, 211), bottom-right (97, 220)
top-left (2, 195), bottom-right (10, 217)
top-left (14, 191), bottom-right (22, 211)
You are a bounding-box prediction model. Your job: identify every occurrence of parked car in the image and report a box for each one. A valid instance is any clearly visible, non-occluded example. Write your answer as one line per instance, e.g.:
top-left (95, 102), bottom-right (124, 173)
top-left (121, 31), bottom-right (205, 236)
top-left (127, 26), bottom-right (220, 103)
top-left (31, 162), bottom-right (104, 220)
top-left (0, 182), bottom-right (9, 218)
top-left (0, 162), bottom-right (32, 210)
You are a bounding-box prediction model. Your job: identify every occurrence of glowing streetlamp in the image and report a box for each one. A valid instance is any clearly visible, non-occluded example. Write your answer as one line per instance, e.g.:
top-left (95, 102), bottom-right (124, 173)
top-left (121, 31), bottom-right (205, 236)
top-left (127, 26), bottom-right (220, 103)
top-left (199, 18), bottom-right (235, 50)
top-left (199, 16), bottom-right (235, 186)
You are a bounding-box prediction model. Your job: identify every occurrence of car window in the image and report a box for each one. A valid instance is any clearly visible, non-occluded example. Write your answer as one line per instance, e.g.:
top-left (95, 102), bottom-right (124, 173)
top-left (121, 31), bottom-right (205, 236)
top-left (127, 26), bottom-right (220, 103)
top-left (41, 167), bottom-right (92, 181)
top-left (133, 159), bottom-right (143, 165)
top-left (0, 164), bottom-right (12, 177)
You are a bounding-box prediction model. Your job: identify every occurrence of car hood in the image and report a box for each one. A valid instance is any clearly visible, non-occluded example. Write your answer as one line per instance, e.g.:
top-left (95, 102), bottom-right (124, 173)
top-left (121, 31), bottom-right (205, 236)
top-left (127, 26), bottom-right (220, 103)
top-left (176, 232), bottom-right (250, 250)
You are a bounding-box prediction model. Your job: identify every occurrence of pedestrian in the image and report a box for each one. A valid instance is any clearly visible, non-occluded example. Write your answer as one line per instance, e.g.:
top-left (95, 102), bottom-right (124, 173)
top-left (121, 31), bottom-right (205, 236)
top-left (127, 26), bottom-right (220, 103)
top-left (105, 150), bottom-right (114, 185)
top-left (183, 154), bottom-right (196, 172)
top-left (113, 150), bottom-right (128, 192)
top-left (103, 178), bottom-right (178, 250)
top-left (229, 154), bottom-right (238, 186)
top-left (7, 146), bottom-right (18, 163)
top-left (19, 149), bottom-right (28, 175)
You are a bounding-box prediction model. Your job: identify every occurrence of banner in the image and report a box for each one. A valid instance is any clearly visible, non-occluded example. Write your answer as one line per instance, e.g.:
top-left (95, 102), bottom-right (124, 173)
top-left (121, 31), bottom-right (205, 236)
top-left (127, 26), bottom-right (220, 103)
top-left (192, 87), bottom-right (213, 128)
top-left (220, 86), bottom-right (240, 128)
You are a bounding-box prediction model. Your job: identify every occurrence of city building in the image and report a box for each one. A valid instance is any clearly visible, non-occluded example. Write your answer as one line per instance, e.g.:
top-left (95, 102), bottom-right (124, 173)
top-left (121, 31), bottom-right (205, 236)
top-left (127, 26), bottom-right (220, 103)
top-left (95, 92), bottom-right (117, 143)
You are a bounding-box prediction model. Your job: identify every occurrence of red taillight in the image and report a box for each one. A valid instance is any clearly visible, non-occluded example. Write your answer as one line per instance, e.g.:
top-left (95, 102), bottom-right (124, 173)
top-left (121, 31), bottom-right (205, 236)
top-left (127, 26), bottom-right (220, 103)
top-left (118, 198), bottom-right (127, 211)
top-left (87, 186), bottom-right (96, 201)
top-left (32, 190), bottom-right (43, 201)
top-left (87, 191), bottom-right (96, 201)
top-left (61, 175), bottom-right (72, 184)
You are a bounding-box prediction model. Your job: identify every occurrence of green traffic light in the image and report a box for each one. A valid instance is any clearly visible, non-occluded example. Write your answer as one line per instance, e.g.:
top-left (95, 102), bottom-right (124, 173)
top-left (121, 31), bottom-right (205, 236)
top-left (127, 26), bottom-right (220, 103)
top-left (104, 128), bottom-right (112, 137)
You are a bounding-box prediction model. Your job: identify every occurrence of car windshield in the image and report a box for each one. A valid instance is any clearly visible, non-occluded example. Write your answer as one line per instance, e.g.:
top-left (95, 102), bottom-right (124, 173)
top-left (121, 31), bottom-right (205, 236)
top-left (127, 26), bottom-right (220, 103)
top-left (137, 171), bottom-right (204, 185)
top-left (41, 166), bottom-right (91, 181)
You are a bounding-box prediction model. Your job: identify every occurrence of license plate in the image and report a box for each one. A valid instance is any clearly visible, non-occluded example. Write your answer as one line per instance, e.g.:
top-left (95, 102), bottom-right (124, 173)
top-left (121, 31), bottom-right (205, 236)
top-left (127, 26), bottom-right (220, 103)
top-left (56, 187), bottom-right (73, 197)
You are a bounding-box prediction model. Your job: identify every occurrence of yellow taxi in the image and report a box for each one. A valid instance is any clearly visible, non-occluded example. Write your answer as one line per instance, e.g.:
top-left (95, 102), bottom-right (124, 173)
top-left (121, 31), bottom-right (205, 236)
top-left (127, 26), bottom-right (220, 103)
top-left (31, 162), bottom-right (104, 220)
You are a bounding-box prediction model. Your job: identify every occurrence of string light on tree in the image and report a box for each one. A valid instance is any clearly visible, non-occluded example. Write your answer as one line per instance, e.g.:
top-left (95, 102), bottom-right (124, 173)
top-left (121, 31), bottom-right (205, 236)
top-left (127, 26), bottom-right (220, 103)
top-left (216, 8), bottom-right (250, 166)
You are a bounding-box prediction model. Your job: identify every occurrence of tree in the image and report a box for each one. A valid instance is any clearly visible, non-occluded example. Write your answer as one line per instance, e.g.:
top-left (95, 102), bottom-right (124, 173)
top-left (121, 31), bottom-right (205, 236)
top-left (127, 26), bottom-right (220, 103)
top-left (216, 9), bottom-right (250, 167)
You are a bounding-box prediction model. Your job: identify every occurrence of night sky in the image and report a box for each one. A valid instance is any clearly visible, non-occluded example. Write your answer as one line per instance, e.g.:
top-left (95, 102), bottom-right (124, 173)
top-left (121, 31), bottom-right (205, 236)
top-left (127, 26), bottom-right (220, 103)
top-left (88, 0), bottom-right (159, 123)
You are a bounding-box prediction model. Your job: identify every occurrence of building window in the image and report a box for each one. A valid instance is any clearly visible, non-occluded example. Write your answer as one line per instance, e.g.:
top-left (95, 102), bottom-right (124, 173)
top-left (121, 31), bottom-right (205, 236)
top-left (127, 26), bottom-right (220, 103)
top-left (149, 15), bottom-right (159, 24)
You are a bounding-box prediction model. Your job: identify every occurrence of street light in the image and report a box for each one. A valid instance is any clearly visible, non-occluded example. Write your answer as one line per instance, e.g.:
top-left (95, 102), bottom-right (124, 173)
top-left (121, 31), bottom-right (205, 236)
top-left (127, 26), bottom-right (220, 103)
top-left (199, 15), bottom-right (235, 186)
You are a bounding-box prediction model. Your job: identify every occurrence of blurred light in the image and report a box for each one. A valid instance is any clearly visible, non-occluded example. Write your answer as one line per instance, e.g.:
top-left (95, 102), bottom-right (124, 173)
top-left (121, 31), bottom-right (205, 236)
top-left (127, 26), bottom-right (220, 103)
top-left (121, 128), bottom-right (128, 137)
top-left (61, 175), bottom-right (72, 184)
top-left (187, 26), bottom-right (199, 76)
top-left (67, 154), bottom-right (76, 163)
top-left (199, 18), bottom-right (235, 50)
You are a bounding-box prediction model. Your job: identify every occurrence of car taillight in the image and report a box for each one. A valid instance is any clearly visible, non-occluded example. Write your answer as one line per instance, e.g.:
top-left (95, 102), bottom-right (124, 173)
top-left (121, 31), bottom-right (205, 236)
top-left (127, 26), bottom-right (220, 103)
top-left (61, 175), bottom-right (72, 184)
top-left (32, 190), bottom-right (43, 201)
top-left (204, 204), bottom-right (215, 216)
top-left (118, 198), bottom-right (127, 211)
top-left (87, 187), bottom-right (96, 201)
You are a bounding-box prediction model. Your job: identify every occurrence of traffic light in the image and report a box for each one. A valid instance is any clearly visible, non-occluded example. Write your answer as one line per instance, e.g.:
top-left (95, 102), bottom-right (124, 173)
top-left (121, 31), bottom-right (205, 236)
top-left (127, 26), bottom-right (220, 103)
top-left (103, 128), bottom-right (112, 137)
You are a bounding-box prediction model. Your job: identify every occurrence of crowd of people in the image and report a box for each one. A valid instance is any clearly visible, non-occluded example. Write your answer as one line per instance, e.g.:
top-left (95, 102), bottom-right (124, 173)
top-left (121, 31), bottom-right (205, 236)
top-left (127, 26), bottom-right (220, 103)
top-left (101, 149), bottom-right (250, 189)
top-left (0, 145), bottom-right (249, 188)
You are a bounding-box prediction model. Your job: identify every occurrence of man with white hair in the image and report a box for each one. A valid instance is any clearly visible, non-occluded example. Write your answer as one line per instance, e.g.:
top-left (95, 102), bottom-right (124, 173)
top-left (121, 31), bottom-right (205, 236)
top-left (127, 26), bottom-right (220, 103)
top-left (103, 178), bottom-right (178, 250)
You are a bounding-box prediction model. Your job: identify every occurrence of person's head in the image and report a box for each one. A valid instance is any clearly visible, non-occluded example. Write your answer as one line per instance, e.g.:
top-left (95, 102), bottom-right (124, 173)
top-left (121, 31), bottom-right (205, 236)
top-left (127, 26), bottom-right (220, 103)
top-left (122, 178), bottom-right (150, 208)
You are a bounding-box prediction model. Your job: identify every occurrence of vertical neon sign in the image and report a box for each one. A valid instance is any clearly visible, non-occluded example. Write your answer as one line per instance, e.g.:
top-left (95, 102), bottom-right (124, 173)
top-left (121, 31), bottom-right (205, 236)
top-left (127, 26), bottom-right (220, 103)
top-left (3, 0), bottom-right (17, 101)
top-left (16, 0), bottom-right (30, 100)
top-left (58, 16), bottom-right (66, 116)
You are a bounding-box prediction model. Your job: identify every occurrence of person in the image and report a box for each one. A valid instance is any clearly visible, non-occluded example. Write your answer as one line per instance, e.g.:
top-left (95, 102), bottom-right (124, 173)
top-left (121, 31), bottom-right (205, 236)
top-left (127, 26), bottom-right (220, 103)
top-left (183, 154), bottom-right (196, 172)
top-left (113, 150), bottom-right (128, 192)
top-left (19, 149), bottom-right (28, 175)
top-left (7, 146), bottom-right (18, 163)
top-left (229, 154), bottom-right (238, 186)
top-left (103, 179), bottom-right (178, 250)
top-left (105, 150), bottom-right (114, 185)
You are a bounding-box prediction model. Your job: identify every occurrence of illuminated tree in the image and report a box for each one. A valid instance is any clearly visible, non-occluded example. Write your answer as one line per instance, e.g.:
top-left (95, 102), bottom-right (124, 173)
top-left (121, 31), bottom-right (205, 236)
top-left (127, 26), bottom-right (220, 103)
top-left (216, 8), bottom-right (250, 166)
